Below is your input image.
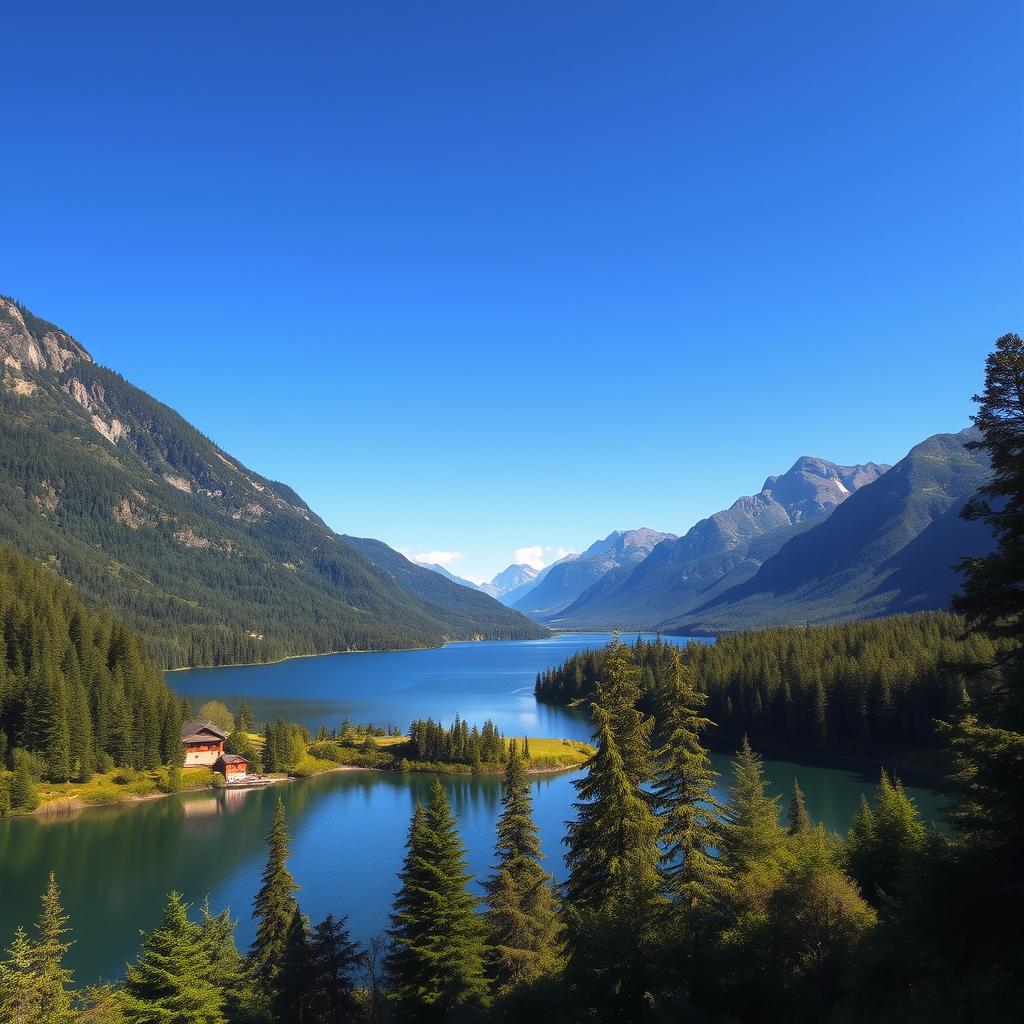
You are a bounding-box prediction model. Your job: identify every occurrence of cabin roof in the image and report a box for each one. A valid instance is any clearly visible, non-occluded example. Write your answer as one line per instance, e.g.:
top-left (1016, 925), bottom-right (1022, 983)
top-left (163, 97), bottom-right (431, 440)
top-left (217, 754), bottom-right (249, 765)
top-left (181, 721), bottom-right (229, 743)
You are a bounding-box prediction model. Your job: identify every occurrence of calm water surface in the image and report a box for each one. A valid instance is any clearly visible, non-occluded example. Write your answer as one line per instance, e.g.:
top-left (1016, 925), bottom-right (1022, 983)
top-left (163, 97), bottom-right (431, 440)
top-left (0, 634), bottom-right (945, 983)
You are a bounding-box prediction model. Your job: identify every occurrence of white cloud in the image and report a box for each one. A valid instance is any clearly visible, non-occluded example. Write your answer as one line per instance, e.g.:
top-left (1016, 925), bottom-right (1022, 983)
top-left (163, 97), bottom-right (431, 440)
top-left (513, 545), bottom-right (576, 571)
top-left (514, 545), bottom-right (546, 570)
top-left (413, 550), bottom-right (463, 567)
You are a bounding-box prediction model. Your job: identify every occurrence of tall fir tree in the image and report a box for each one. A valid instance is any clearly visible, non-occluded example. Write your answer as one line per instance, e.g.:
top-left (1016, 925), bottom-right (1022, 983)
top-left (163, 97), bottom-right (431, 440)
top-left (788, 779), bottom-right (811, 835)
top-left (653, 647), bottom-right (723, 907)
top-left (121, 892), bottom-right (224, 1024)
top-left (386, 780), bottom-right (489, 1019)
top-left (483, 742), bottom-right (562, 996)
top-left (30, 872), bottom-right (74, 1024)
top-left (251, 800), bottom-right (300, 992)
top-left (720, 737), bottom-right (785, 874)
top-left (948, 332), bottom-right (1024, 891)
top-left (0, 926), bottom-right (41, 1024)
top-left (274, 907), bottom-right (312, 1024)
top-left (308, 915), bottom-right (364, 1024)
top-left (563, 641), bottom-right (663, 1018)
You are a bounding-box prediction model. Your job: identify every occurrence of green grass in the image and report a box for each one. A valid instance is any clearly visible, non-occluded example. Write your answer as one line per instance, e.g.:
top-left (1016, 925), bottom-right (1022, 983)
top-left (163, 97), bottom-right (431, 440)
top-left (9, 766), bottom-right (220, 814)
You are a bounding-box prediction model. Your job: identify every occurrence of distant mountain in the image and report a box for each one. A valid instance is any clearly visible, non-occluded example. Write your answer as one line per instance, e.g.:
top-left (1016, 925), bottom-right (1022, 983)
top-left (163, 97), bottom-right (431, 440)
top-left (513, 528), bottom-right (677, 619)
top-left (551, 458), bottom-right (889, 628)
top-left (420, 562), bottom-right (488, 592)
top-left (667, 429), bottom-right (992, 633)
top-left (487, 563), bottom-right (540, 600)
top-left (343, 538), bottom-right (548, 639)
top-left (0, 296), bottom-right (545, 666)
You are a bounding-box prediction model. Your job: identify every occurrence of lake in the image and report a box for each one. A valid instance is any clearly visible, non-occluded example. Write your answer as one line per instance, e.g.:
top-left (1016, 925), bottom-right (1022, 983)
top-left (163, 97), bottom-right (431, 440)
top-left (0, 634), bottom-right (946, 983)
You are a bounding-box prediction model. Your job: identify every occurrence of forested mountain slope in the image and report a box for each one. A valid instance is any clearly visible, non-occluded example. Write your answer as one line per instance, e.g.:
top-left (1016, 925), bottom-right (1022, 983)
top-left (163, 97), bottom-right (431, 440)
top-left (0, 297), bottom-right (542, 667)
top-left (551, 457), bottom-right (887, 628)
top-left (668, 429), bottom-right (992, 633)
top-left (0, 545), bottom-right (180, 782)
top-left (343, 537), bottom-right (547, 640)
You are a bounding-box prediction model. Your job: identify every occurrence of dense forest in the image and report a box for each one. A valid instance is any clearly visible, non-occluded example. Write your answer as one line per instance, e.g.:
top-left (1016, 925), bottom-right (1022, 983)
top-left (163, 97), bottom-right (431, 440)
top-left (535, 613), bottom-right (1001, 755)
top-left (0, 545), bottom-right (181, 797)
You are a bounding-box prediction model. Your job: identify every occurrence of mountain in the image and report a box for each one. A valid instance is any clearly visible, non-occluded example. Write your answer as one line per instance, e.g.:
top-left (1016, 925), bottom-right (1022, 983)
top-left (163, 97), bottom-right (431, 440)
top-left (0, 296), bottom-right (545, 667)
top-left (551, 458), bottom-right (889, 628)
top-left (342, 538), bottom-right (547, 639)
top-left (486, 562), bottom-right (541, 602)
top-left (420, 562), bottom-right (488, 592)
top-left (666, 429), bottom-right (992, 633)
top-left (513, 528), bottom-right (677, 619)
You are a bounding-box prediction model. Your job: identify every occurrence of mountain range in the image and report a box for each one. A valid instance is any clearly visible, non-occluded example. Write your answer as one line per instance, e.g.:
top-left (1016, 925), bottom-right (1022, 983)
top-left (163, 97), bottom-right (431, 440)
top-left (0, 296), bottom-right (545, 668)
top-left (548, 458), bottom-right (888, 628)
top-left (512, 529), bottom-right (677, 618)
top-left (665, 429), bottom-right (992, 633)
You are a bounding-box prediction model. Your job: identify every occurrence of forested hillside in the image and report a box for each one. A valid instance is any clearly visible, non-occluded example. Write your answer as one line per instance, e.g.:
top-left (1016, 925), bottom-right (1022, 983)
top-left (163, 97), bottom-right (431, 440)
top-left (0, 545), bottom-right (181, 787)
top-left (536, 616), bottom-right (1003, 756)
top-left (0, 297), bottom-right (542, 667)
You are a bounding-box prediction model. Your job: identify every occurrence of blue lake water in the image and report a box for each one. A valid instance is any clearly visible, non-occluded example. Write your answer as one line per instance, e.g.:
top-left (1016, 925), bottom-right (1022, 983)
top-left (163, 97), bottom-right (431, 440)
top-left (0, 634), bottom-right (946, 984)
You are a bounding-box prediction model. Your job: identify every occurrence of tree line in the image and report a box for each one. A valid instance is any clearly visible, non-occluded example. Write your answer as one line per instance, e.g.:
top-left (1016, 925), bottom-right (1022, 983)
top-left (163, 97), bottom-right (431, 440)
top-left (535, 612), bottom-right (1003, 755)
top-left (0, 545), bottom-right (181, 803)
top-left (406, 717), bottom-right (508, 766)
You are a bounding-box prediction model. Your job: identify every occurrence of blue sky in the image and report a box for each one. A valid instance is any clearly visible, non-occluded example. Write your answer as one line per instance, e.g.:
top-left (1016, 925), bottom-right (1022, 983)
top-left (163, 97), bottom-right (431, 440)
top-left (3, 2), bottom-right (1021, 583)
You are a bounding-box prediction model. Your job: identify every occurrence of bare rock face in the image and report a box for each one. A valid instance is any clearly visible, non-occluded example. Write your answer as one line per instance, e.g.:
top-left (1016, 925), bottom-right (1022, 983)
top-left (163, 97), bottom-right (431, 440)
top-left (0, 297), bottom-right (91, 373)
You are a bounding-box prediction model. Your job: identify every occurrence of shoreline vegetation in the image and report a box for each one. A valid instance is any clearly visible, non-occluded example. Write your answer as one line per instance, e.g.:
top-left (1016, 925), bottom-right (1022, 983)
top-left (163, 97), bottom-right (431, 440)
top-left (3, 734), bottom-right (595, 819)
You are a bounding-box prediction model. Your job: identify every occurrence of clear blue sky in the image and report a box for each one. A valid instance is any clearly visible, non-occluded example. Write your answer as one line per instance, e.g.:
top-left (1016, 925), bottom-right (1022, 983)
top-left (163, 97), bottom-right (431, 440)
top-left (3, 2), bottom-right (1021, 583)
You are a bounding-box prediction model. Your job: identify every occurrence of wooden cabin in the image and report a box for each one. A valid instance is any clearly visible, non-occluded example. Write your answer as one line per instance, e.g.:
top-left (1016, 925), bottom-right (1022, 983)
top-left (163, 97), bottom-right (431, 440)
top-left (215, 753), bottom-right (249, 780)
top-left (181, 721), bottom-right (228, 767)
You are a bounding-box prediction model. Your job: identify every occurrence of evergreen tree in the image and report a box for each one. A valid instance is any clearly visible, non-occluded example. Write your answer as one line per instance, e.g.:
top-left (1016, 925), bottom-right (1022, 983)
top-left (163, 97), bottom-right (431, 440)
top-left (563, 641), bottom-right (662, 1017)
top-left (30, 872), bottom-right (74, 1024)
top-left (121, 892), bottom-right (224, 1024)
top-left (788, 779), bottom-right (811, 835)
top-left (948, 332), bottom-right (1024, 893)
top-left (197, 901), bottom-right (253, 1022)
top-left (237, 700), bottom-right (256, 734)
top-left (274, 907), bottom-right (312, 1024)
top-left (308, 915), bottom-right (364, 1024)
top-left (845, 772), bottom-right (924, 906)
top-left (653, 648), bottom-right (722, 907)
top-left (251, 800), bottom-right (300, 991)
top-left (720, 737), bottom-right (785, 874)
top-left (386, 781), bottom-right (489, 1018)
top-left (483, 744), bottom-right (562, 995)
top-left (10, 763), bottom-right (38, 813)
top-left (0, 927), bottom-right (41, 1024)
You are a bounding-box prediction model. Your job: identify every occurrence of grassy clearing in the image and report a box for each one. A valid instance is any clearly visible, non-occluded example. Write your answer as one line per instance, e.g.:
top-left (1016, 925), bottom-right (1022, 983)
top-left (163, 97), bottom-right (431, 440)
top-left (12, 766), bottom-right (220, 814)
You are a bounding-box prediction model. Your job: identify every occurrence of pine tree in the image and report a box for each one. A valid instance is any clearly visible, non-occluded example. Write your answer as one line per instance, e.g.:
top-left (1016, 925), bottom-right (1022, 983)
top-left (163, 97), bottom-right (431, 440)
top-left (563, 642), bottom-right (662, 1016)
top-left (788, 779), bottom-right (811, 835)
top-left (237, 699), bottom-right (256, 734)
top-left (197, 900), bottom-right (253, 1019)
top-left (845, 771), bottom-right (924, 905)
top-left (274, 906), bottom-right (312, 1024)
top-left (720, 737), bottom-right (785, 873)
top-left (653, 648), bottom-right (723, 907)
top-left (386, 781), bottom-right (489, 1017)
top-left (948, 333), bottom-right (1024, 884)
top-left (0, 926), bottom-right (41, 1024)
top-left (121, 892), bottom-right (224, 1024)
top-left (10, 762), bottom-right (38, 813)
top-left (483, 745), bottom-right (562, 995)
top-left (30, 872), bottom-right (74, 1024)
top-left (308, 915), bottom-right (364, 1024)
top-left (251, 800), bottom-right (300, 991)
